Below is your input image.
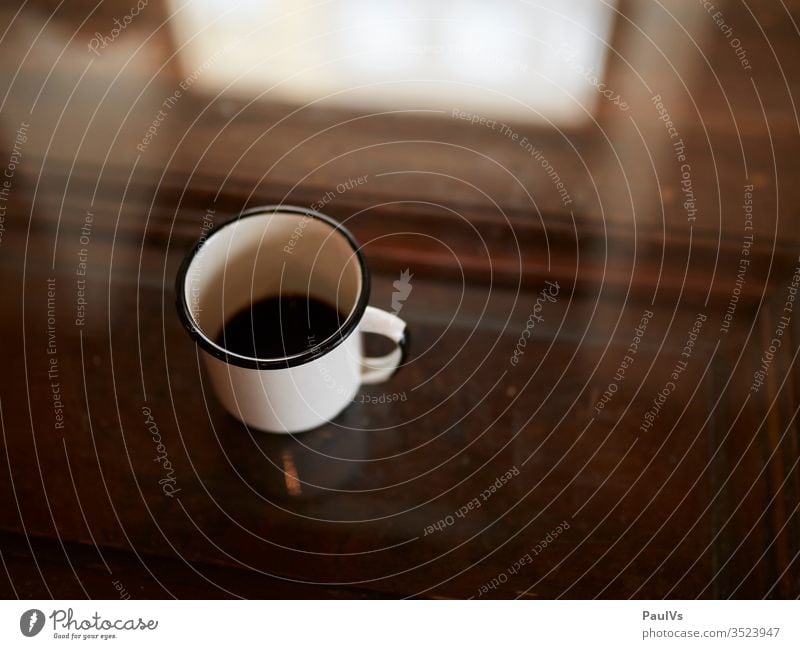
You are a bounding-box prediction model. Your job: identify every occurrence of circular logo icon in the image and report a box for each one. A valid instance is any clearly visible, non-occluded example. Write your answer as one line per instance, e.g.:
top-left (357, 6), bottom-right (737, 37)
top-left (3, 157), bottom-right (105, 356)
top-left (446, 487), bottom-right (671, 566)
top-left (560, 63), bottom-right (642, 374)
top-left (20, 609), bottom-right (45, 637)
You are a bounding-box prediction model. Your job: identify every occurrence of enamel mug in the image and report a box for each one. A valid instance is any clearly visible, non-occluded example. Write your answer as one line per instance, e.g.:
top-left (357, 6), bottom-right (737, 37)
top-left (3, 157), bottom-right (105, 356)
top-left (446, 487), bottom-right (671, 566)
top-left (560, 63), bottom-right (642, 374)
top-left (176, 205), bottom-right (408, 433)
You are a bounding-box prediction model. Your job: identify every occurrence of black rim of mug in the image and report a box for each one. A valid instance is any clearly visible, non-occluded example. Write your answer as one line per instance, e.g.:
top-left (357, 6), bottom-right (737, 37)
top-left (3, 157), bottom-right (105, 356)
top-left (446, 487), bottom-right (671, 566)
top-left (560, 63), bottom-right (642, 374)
top-left (175, 204), bottom-right (371, 370)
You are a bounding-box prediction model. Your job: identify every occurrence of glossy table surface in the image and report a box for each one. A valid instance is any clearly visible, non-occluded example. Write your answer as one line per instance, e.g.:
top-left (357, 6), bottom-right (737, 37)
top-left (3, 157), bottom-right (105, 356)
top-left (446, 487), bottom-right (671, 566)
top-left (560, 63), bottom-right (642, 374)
top-left (0, 0), bottom-right (799, 598)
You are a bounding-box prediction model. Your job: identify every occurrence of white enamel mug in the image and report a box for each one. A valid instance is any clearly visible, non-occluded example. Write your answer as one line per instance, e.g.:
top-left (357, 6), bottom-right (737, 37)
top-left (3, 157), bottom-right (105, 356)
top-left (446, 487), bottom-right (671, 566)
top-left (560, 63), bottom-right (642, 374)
top-left (176, 205), bottom-right (408, 433)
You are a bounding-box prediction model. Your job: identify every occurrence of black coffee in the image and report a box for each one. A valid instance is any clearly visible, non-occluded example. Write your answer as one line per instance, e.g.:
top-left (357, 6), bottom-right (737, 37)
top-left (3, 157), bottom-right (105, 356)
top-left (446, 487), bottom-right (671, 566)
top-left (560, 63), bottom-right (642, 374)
top-left (216, 294), bottom-right (345, 358)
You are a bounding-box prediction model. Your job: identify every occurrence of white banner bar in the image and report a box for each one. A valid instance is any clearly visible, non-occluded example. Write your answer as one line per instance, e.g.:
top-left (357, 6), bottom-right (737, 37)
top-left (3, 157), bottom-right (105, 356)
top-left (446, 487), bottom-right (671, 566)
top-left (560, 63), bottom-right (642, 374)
top-left (0, 600), bottom-right (797, 648)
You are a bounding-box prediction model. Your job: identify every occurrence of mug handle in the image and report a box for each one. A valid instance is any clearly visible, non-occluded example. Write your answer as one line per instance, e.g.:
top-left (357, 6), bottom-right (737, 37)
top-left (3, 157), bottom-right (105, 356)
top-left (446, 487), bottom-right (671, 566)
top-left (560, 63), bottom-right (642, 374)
top-left (359, 306), bottom-right (409, 384)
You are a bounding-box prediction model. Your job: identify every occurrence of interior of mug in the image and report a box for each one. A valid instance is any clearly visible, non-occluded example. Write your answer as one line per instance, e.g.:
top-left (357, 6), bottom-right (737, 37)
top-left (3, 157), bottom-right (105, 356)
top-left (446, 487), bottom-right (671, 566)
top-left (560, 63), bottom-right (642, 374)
top-left (183, 209), bottom-right (363, 360)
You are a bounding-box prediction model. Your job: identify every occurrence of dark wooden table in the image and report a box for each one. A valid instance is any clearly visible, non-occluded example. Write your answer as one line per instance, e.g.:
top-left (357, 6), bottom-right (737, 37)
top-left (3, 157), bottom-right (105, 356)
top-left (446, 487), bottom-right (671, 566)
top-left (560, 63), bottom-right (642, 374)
top-left (0, 0), bottom-right (798, 598)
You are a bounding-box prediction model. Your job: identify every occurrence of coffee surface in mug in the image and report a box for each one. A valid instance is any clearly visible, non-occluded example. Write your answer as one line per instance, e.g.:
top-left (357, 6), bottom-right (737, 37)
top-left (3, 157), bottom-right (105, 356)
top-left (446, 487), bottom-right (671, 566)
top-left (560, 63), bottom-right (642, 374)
top-left (216, 294), bottom-right (345, 358)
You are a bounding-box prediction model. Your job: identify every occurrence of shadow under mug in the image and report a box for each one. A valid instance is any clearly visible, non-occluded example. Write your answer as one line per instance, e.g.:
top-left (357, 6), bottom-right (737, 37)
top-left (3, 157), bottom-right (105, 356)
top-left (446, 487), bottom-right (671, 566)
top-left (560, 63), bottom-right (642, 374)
top-left (175, 205), bottom-right (408, 433)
